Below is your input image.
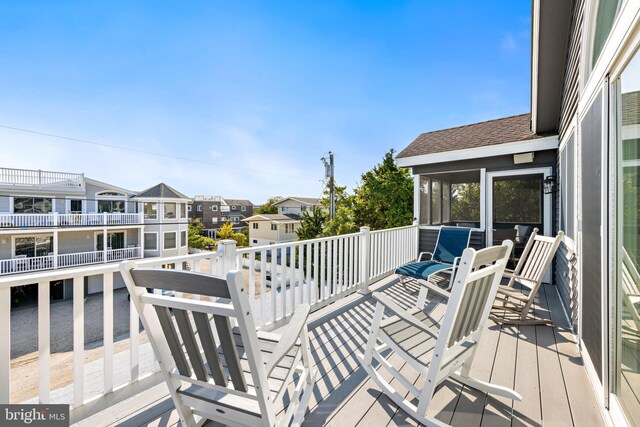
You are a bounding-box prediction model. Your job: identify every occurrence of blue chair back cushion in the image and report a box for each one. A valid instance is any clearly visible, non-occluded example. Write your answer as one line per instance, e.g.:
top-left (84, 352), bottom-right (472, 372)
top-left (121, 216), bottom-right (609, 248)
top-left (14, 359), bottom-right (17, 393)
top-left (433, 227), bottom-right (472, 264)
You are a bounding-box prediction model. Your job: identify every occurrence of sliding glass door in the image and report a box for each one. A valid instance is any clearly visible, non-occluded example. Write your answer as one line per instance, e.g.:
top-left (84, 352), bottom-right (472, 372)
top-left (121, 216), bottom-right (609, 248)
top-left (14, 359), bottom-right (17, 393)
top-left (614, 48), bottom-right (640, 425)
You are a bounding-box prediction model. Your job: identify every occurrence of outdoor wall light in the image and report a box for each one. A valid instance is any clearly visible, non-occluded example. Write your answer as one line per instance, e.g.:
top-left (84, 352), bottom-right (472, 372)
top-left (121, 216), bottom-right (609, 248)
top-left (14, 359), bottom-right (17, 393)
top-left (0, 237), bottom-right (7, 245)
top-left (542, 176), bottom-right (557, 194)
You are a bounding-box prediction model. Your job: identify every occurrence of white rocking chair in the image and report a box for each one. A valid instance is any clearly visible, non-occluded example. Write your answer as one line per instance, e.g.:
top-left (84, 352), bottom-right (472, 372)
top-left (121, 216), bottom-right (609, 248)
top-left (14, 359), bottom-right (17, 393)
top-left (120, 262), bottom-right (317, 427)
top-left (358, 241), bottom-right (520, 427)
top-left (491, 229), bottom-right (564, 325)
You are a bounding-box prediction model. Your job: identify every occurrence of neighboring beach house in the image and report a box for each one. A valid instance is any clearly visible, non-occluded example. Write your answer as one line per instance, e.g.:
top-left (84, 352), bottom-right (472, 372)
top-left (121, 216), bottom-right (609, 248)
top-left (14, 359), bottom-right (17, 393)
top-left (189, 195), bottom-right (254, 237)
top-left (273, 196), bottom-right (321, 217)
top-left (244, 214), bottom-right (300, 246)
top-left (0, 167), bottom-right (190, 301)
top-left (131, 183), bottom-right (190, 259)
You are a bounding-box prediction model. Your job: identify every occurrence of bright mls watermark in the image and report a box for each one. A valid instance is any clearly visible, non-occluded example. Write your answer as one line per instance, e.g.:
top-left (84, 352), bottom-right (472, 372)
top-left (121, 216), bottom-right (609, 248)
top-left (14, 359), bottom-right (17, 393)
top-left (1, 405), bottom-right (69, 426)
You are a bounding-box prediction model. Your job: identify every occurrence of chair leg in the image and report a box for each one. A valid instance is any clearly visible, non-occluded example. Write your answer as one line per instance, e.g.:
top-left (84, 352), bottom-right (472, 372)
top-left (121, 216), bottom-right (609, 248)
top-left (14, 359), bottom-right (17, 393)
top-left (416, 285), bottom-right (428, 309)
top-left (451, 372), bottom-right (522, 401)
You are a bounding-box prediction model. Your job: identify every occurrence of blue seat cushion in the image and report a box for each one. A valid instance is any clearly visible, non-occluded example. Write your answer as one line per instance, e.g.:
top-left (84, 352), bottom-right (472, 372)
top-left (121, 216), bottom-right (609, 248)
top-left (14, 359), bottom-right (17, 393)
top-left (395, 261), bottom-right (453, 281)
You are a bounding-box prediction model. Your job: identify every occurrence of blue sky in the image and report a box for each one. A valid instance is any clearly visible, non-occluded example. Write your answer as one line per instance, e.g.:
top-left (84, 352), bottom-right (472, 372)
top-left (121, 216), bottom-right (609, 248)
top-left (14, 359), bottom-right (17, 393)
top-left (0, 1), bottom-right (531, 203)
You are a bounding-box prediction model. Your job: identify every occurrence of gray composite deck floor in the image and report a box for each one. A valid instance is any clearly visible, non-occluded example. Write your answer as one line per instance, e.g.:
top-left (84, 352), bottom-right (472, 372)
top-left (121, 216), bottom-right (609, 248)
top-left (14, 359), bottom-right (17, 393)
top-left (80, 276), bottom-right (605, 427)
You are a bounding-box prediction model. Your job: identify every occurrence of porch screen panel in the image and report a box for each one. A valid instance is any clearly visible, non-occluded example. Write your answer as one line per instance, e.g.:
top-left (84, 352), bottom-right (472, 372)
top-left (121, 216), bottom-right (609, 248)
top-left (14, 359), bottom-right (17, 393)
top-left (580, 89), bottom-right (604, 382)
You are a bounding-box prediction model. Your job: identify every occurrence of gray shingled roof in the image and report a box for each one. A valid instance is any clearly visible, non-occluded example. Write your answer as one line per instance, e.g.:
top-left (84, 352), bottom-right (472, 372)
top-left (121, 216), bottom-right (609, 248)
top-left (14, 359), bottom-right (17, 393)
top-left (397, 113), bottom-right (546, 158)
top-left (224, 199), bottom-right (254, 206)
top-left (135, 183), bottom-right (189, 199)
top-left (275, 197), bottom-right (321, 205)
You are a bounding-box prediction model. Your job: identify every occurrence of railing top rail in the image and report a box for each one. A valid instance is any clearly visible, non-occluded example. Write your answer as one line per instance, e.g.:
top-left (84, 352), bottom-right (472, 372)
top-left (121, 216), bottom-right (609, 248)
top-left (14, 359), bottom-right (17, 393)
top-left (0, 250), bottom-right (221, 288)
top-left (235, 231), bottom-right (364, 255)
top-left (369, 224), bottom-right (418, 234)
top-left (235, 224), bottom-right (418, 255)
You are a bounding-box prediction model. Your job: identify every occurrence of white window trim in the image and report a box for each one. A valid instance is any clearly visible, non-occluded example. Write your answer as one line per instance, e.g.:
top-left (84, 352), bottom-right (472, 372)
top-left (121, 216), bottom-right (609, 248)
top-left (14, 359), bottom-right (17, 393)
top-left (180, 230), bottom-right (187, 247)
top-left (65, 196), bottom-right (87, 214)
top-left (12, 233), bottom-right (54, 257)
top-left (94, 230), bottom-right (128, 251)
top-left (241, 206), bottom-right (246, 211)
top-left (9, 195), bottom-right (55, 214)
top-left (211, 205), bottom-right (218, 211)
top-left (144, 232), bottom-right (159, 251)
top-left (142, 202), bottom-right (158, 220)
top-left (163, 231), bottom-right (177, 250)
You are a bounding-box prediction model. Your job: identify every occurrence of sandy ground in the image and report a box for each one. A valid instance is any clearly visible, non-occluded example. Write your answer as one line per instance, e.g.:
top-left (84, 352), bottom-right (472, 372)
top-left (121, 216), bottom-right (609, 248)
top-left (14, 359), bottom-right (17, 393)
top-left (9, 259), bottom-right (273, 403)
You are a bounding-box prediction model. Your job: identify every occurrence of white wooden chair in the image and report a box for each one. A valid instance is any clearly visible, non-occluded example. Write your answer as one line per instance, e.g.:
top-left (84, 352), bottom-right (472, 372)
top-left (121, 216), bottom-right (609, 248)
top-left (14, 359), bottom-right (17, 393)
top-left (491, 229), bottom-right (564, 325)
top-left (622, 247), bottom-right (640, 334)
top-left (358, 241), bottom-right (520, 427)
top-left (120, 262), bottom-right (317, 427)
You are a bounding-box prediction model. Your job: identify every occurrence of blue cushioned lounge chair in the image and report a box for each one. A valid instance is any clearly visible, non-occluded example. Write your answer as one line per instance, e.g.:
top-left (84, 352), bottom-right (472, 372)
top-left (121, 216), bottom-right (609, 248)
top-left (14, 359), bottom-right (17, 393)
top-left (395, 226), bottom-right (472, 292)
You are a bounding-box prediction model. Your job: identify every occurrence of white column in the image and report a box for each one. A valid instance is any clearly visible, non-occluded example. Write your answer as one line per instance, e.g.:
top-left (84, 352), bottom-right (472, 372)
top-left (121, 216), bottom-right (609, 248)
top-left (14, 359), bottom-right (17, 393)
top-left (218, 239), bottom-right (237, 275)
top-left (53, 230), bottom-right (58, 269)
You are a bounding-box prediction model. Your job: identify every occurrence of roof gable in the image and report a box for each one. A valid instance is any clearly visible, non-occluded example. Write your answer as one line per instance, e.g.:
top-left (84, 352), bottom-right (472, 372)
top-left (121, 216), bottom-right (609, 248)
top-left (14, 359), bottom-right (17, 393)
top-left (134, 183), bottom-right (189, 199)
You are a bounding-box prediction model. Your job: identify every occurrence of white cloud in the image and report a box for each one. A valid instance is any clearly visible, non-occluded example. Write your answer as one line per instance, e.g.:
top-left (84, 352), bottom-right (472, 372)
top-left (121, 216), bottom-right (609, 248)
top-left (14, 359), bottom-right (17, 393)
top-left (500, 34), bottom-right (518, 53)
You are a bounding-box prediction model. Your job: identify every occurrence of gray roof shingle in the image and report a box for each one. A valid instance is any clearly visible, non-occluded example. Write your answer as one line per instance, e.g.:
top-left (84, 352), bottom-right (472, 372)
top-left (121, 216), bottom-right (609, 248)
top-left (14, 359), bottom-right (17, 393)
top-left (397, 113), bottom-right (547, 158)
top-left (135, 183), bottom-right (189, 199)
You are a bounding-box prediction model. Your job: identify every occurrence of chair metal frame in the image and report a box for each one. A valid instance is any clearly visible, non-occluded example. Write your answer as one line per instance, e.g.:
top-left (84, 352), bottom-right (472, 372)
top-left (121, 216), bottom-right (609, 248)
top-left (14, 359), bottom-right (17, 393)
top-left (398, 226), bottom-right (472, 298)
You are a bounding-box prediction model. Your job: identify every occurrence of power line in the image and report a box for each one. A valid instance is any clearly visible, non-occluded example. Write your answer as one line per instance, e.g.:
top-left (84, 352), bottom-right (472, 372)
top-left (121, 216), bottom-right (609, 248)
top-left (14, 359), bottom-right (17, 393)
top-left (0, 123), bottom-right (318, 181)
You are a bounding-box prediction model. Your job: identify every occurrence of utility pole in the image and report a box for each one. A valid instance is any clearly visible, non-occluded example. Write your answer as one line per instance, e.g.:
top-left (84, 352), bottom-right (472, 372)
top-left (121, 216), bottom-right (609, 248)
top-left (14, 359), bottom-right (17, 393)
top-left (321, 152), bottom-right (335, 219)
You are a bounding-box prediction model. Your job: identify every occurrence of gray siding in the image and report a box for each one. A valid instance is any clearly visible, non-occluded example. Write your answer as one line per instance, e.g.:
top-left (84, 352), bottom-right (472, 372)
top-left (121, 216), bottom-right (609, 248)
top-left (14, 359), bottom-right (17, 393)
top-left (555, 241), bottom-right (579, 330)
top-left (58, 231), bottom-right (95, 254)
top-left (411, 150), bottom-right (557, 176)
top-left (419, 228), bottom-right (485, 254)
top-left (558, 0), bottom-right (584, 139)
top-left (0, 196), bottom-right (10, 212)
top-left (0, 240), bottom-right (12, 259)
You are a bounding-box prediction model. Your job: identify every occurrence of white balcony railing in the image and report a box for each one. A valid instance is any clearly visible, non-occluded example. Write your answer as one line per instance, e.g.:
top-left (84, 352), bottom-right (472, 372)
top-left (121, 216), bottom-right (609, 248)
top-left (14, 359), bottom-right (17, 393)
top-left (0, 224), bottom-right (419, 424)
top-left (0, 212), bottom-right (144, 228)
top-left (0, 167), bottom-right (85, 192)
top-left (0, 248), bottom-right (143, 275)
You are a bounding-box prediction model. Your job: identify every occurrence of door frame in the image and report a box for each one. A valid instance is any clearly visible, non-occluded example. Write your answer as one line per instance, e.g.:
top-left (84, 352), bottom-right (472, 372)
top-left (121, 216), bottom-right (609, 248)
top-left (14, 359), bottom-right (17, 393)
top-left (486, 167), bottom-right (554, 280)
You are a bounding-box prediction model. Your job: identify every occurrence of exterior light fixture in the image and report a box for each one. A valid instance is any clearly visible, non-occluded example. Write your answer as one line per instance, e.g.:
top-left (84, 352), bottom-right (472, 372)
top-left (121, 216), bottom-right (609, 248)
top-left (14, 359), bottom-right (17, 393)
top-left (542, 176), bottom-right (557, 194)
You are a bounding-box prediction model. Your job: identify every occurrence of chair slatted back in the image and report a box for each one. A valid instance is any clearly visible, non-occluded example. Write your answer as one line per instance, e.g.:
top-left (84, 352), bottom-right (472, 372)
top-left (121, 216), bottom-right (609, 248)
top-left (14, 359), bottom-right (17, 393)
top-left (129, 268), bottom-right (254, 392)
top-left (433, 226), bottom-right (473, 264)
top-left (509, 230), bottom-right (564, 294)
top-left (121, 263), bottom-right (274, 425)
top-left (444, 243), bottom-right (511, 347)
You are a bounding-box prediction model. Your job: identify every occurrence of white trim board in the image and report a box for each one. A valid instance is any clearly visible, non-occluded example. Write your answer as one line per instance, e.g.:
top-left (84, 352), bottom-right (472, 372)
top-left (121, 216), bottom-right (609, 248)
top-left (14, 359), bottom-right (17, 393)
top-left (397, 136), bottom-right (559, 167)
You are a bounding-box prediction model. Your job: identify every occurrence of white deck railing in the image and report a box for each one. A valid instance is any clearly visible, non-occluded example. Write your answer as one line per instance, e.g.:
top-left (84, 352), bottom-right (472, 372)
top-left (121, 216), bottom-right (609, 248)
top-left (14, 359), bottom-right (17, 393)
top-left (1, 248), bottom-right (143, 275)
top-left (0, 212), bottom-right (144, 228)
top-left (0, 167), bottom-right (85, 192)
top-left (0, 224), bottom-right (419, 423)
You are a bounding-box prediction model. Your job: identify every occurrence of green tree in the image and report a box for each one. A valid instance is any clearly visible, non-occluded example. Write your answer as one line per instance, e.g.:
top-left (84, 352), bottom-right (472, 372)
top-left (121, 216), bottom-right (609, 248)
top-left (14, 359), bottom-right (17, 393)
top-left (217, 222), bottom-right (235, 239)
top-left (217, 221), bottom-right (249, 247)
top-left (321, 185), bottom-right (359, 236)
top-left (296, 206), bottom-right (326, 240)
top-left (351, 149), bottom-right (413, 230)
top-left (255, 196), bottom-right (282, 214)
top-left (188, 220), bottom-right (215, 249)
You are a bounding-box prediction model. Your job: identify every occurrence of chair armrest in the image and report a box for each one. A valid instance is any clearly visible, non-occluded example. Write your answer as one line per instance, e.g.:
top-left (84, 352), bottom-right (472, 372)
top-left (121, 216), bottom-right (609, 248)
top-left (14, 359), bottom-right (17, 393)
top-left (373, 292), bottom-right (438, 338)
top-left (418, 252), bottom-right (433, 261)
top-left (265, 304), bottom-right (311, 376)
top-left (420, 280), bottom-right (451, 299)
